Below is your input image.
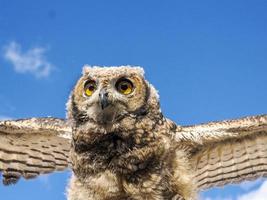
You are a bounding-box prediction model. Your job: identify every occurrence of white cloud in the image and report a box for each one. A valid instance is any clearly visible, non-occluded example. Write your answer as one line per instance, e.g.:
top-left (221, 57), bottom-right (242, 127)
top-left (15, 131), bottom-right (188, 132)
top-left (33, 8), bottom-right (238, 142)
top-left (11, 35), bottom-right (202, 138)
top-left (3, 41), bottom-right (53, 78)
top-left (203, 197), bottom-right (233, 200)
top-left (201, 179), bottom-right (266, 200)
top-left (239, 179), bottom-right (262, 191)
top-left (238, 180), bottom-right (267, 200)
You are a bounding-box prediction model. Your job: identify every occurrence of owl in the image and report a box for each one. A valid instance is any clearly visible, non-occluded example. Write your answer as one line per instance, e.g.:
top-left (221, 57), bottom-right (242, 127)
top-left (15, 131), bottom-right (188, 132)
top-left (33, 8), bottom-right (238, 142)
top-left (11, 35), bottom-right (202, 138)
top-left (0, 65), bottom-right (266, 200)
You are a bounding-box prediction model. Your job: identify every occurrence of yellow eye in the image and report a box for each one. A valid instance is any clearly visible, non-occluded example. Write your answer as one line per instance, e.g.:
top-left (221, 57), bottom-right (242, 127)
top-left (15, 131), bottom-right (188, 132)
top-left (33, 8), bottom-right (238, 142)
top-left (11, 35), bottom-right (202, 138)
top-left (84, 80), bottom-right (97, 96)
top-left (116, 78), bottom-right (134, 95)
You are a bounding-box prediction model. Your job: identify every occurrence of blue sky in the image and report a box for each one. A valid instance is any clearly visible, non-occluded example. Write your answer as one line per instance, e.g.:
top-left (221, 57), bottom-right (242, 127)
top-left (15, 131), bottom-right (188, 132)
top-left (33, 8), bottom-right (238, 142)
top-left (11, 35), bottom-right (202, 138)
top-left (0, 0), bottom-right (267, 199)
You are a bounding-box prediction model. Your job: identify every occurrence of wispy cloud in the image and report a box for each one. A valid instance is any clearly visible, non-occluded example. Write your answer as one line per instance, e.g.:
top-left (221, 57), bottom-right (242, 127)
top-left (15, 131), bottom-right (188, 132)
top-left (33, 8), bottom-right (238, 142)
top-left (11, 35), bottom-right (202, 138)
top-left (238, 180), bottom-right (267, 200)
top-left (3, 41), bottom-right (53, 78)
top-left (203, 180), bottom-right (267, 200)
top-left (239, 179), bottom-right (263, 191)
top-left (203, 196), bottom-right (233, 200)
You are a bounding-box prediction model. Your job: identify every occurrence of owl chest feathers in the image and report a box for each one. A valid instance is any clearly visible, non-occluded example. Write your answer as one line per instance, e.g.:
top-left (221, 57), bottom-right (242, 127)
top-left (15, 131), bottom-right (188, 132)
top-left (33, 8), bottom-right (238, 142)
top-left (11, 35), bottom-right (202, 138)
top-left (70, 116), bottom-right (166, 177)
top-left (68, 115), bottom-right (195, 200)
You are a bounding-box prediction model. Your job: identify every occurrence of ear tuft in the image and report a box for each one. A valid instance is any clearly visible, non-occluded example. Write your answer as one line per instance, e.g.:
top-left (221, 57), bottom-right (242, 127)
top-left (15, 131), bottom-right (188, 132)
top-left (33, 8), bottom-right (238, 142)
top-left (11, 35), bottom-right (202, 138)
top-left (134, 66), bottom-right (145, 76)
top-left (82, 65), bottom-right (91, 75)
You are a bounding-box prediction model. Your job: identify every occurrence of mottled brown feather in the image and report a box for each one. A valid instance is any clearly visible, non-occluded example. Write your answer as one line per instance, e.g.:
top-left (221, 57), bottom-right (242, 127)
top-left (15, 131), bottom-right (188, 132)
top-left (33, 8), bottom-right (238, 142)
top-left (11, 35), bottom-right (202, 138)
top-left (178, 115), bottom-right (267, 191)
top-left (0, 117), bottom-right (71, 185)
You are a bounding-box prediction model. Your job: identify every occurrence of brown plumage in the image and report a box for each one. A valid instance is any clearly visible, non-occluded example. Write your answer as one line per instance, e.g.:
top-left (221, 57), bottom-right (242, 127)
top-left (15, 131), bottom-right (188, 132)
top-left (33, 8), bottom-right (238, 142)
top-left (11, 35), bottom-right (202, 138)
top-left (0, 65), bottom-right (266, 200)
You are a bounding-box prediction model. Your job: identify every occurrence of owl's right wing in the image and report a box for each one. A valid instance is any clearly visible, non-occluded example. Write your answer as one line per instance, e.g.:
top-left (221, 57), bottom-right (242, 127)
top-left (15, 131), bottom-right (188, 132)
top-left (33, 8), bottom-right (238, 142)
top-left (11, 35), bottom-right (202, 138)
top-left (0, 117), bottom-right (72, 185)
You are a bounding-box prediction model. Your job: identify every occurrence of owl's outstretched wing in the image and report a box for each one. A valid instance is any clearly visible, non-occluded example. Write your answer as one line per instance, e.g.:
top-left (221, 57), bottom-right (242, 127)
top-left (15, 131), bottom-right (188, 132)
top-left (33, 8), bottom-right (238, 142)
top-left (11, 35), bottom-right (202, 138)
top-left (176, 114), bottom-right (267, 191)
top-left (0, 117), bottom-right (72, 185)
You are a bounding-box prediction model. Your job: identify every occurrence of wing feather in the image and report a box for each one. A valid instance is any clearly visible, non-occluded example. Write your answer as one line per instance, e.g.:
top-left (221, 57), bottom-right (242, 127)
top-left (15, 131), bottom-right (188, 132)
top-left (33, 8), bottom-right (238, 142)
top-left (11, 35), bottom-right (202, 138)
top-left (177, 115), bottom-right (267, 190)
top-left (0, 117), bottom-right (72, 185)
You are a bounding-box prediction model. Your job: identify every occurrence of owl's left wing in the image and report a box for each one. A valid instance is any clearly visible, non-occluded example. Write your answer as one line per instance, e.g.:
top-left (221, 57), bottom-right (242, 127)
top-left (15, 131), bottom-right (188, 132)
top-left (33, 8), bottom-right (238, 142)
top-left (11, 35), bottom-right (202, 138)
top-left (175, 115), bottom-right (267, 191)
top-left (0, 117), bottom-right (72, 185)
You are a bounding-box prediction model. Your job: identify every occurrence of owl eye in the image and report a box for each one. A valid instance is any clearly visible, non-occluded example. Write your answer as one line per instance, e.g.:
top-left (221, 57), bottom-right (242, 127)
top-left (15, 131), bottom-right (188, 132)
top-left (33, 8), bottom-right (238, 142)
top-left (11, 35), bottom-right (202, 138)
top-left (84, 80), bottom-right (97, 96)
top-left (115, 78), bottom-right (134, 95)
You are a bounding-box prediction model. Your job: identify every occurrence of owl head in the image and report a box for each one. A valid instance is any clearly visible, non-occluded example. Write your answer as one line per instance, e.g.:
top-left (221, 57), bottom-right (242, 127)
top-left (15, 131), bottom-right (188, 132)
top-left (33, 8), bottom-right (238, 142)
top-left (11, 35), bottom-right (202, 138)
top-left (67, 65), bottom-right (160, 126)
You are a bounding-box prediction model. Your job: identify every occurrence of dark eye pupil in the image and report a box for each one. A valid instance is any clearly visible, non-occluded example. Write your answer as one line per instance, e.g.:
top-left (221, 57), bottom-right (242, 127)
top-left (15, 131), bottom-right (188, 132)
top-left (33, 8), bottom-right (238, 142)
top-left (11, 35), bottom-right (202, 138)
top-left (120, 84), bottom-right (128, 90)
top-left (88, 85), bottom-right (95, 91)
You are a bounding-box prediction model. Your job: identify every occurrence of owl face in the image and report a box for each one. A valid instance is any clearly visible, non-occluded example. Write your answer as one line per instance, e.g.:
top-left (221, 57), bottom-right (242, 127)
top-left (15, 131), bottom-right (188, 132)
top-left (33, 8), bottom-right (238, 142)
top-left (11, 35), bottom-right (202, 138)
top-left (69, 66), bottom-right (150, 125)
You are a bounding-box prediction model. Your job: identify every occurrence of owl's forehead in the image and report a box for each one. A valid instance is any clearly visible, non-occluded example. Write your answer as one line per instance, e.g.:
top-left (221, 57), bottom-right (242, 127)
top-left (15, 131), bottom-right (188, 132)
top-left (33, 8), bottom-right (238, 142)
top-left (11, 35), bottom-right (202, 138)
top-left (82, 65), bottom-right (144, 80)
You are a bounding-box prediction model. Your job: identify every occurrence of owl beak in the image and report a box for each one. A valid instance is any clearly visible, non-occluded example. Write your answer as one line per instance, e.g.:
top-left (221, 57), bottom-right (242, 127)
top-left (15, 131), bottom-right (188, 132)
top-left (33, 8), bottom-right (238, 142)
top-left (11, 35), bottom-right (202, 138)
top-left (99, 90), bottom-right (110, 110)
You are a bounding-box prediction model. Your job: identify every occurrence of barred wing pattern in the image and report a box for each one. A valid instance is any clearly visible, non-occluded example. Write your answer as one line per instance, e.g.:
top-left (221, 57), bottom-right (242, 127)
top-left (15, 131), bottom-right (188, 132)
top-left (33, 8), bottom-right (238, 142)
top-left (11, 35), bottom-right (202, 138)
top-left (177, 115), bottom-right (267, 190)
top-left (0, 118), bottom-right (72, 185)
